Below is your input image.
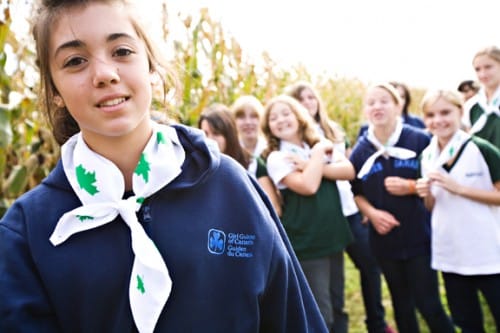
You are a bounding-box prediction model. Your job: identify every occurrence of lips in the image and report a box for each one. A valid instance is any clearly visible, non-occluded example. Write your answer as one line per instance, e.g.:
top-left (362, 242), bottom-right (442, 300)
top-left (98, 97), bottom-right (127, 107)
top-left (96, 96), bottom-right (129, 108)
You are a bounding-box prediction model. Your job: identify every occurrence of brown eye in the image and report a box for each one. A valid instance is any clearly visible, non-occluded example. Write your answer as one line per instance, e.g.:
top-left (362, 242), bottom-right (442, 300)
top-left (114, 47), bottom-right (134, 57)
top-left (64, 56), bottom-right (86, 68)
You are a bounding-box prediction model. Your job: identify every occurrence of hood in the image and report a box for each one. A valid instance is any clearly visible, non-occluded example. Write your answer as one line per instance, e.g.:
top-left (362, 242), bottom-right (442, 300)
top-left (42, 124), bottom-right (221, 192)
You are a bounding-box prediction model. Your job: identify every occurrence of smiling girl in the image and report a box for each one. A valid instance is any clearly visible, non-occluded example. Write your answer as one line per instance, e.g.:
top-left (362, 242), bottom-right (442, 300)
top-left (349, 83), bottom-right (454, 333)
top-left (417, 89), bottom-right (500, 333)
top-left (0, 1), bottom-right (328, 332)
top-left (261, 94), bottom-right (355, 331)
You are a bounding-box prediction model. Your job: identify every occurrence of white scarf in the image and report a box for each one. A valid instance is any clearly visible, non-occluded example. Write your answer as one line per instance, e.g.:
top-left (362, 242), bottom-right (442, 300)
top-left (50, 122), bottom-right (185, 333)
top-left (468, 86), bottom-right (500, 134)
top-left (280, 140), bottom-right (311, 160)
top-left (357, 119), bottom-right (416, 179)
top-left (420, 129), bottom-right (470, 178)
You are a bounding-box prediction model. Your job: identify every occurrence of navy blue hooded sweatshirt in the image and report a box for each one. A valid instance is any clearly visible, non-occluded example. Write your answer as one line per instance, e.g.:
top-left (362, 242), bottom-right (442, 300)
top-left (0, 124), bottom-right (327, 333)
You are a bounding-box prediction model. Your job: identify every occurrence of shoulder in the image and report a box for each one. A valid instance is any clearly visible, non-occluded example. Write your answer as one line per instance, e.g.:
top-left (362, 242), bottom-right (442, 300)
top-left (400, 125), bottom-right (431, 151)
top-left (404, 114), bottom-right (425, 129)
top-left (350, 135), bottom-right (372, 156)
top-left (463, 94), bottom-right (480, 113)
top-left (1, 178), bottom-right (79, 240)
top-left (267, 150), bottom-right (288, 166)
top-left (356, 123), bottom-right (368, 140)
top-left (471, 135), bottom-right (500, 156)
top-left (470, 136), bottom-right (500, 181)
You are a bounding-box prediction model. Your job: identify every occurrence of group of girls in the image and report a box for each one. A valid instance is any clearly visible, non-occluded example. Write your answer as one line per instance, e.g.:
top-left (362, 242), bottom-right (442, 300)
top-left (201, 46), bottom-right (500, 333)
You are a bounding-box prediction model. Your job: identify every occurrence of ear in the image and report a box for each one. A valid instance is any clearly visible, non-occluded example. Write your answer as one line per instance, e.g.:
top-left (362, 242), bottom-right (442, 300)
top-left (53, 95), bottom-right (65, 108)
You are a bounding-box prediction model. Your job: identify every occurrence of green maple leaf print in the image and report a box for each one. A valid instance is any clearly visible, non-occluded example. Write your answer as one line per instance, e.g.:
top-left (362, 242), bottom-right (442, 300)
top-left (76, 215), bottom-right (94, 222)
top-left (135, 153), bottom-right (151, 183)
top-left (157, 131), bottom-right (166, 145)
top-left (76, 164), bottom-right (99, 195)
top-left (137, 274), bottom-right (146, 294)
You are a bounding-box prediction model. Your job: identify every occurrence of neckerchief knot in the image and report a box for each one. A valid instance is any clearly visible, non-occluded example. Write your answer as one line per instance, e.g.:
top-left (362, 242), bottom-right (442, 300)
top-left (50, 122), bottom-right (185, 333)
top-left (357, 119), bottom-right (416, 179)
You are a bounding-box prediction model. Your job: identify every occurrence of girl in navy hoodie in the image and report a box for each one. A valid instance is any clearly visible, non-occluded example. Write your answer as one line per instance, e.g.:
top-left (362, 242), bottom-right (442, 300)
top-left (0, 1), bottom-right (327, 332)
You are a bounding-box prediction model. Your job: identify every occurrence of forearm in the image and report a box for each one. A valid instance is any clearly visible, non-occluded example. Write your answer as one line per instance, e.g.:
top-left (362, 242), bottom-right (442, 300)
top-left (452, 182), bottom-right (500, 205)
top-left (353, 195), bottom-right (375, 220)
top-left (283, 154), bottom-right (324, 195)
top-left (258, 176), bottom-right (282, 217)
top-left (323, 160), bottom-right (356, 181)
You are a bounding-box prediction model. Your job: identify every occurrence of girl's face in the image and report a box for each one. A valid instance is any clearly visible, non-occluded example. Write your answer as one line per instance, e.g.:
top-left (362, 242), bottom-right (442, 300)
top-left (473, 54), bottom-right (500, 90)
top-left (268, 102), bottom-right (300, 143)
top-left (49, 3), bottom-right (154, 146)
top-left (364, 87), bottom-right (399, 128)
top-left (423, 97), bottom-right (462, 146)
top-left (200, 119), bottom-right (227, 153)
top-left (234, 107), bottom-right (260, 143)
top-left (298, 87), bottom-right (319, 117)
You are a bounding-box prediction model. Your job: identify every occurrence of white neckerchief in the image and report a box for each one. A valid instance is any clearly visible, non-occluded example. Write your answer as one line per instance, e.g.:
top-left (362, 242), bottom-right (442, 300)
top-left (469, 86), bottom-right (500, 134)
top-left (357, 119), bottom-right (416, 179)
top-left (421, 129), bottom-right (470, 178)
top-left (50, 122), bottom-right (185, 333)
top-left (280, 140), bottom-right (311, 160)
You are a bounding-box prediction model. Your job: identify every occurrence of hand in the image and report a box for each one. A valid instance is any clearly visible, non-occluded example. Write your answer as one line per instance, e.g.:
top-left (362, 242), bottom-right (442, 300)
top-left (368, 208), bottom-right (400, 235)
top-left (286, 154), bottom-right (307, 171)
top-left (415, 177), bottom-right (432, 198)
top-left (427, 171), bottom-right (463, 195)
top-left (384, 176), bottom-right (413, 196)
top-left (311, 139), bottom-right (334, 157)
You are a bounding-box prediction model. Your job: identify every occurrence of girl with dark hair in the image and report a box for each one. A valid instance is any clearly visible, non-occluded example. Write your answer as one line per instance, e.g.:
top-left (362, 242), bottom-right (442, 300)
top-left (0, 1), bottom-right (328, 332)
top-left (198, 103), bottom-right (250, 169)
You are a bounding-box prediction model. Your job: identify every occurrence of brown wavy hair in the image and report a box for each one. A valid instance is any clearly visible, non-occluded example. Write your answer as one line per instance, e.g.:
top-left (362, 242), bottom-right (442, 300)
top-left (261, 95), bottom-right (320, 161)
top-left (31, 0), bottom-right (176, 145)
top-left (285, 81), bottom-right (345, 144)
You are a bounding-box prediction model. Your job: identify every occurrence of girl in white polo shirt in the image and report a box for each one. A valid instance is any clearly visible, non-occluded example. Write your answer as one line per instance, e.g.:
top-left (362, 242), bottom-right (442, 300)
top-left (417, 89), bottom-right (500, 333)
top-left (261, 94), bottom-right (355, 331)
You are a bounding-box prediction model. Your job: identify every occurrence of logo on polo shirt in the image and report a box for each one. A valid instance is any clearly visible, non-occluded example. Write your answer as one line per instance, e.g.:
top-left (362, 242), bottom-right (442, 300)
top-left (207, 228), bottom-right (255, 258)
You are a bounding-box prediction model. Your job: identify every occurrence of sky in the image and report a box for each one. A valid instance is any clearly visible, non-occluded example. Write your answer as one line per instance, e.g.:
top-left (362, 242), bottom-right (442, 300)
top-left (164, 0), bottom-right (499, 90)
top-left (8, 0), bottom-right (500, 91)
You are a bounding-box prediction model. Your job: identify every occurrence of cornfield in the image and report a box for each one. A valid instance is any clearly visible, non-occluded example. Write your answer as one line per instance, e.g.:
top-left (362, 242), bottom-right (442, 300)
top-left (0, 2), bottom-right (380, 215)
top-left (0, 2), bottom-right (496, 332)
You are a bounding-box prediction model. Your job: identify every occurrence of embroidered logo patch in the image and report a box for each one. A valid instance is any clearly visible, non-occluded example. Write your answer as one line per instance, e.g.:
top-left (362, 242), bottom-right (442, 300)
top-left (207, 229), bottom-right (256, 258)
top-left (208, 229), bottom-right (226, 254)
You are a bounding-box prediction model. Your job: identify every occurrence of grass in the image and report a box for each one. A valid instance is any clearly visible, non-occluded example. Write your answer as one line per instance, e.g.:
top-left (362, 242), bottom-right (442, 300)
top-left (344, 254), bottom-right (496, 333)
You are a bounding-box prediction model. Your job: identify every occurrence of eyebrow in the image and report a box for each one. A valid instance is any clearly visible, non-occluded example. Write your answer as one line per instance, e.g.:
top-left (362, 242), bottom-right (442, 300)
top-left (54, 32), bottom-right (136, 58)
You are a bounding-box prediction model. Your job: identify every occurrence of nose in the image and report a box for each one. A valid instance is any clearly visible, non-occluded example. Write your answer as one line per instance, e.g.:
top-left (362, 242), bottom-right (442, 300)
top-left (91, 57), bottom-right (120, 87)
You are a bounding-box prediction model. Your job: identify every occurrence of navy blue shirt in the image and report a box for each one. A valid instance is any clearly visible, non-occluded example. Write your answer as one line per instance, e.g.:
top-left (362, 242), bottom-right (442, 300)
top-left (349, 125), bottom-right (431, 259)
top-left (357, 114), bottom-right (426, 141)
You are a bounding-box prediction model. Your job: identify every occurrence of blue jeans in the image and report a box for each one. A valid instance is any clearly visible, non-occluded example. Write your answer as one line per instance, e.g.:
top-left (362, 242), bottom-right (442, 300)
top-left (300, 252), bottom-right (347, 333)
top-left (378, 255), bottom-right (455, 333)
top-left (442, 272), bottom-right (500, 333)
top-left (345, 212), bottom-right (387, 333)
